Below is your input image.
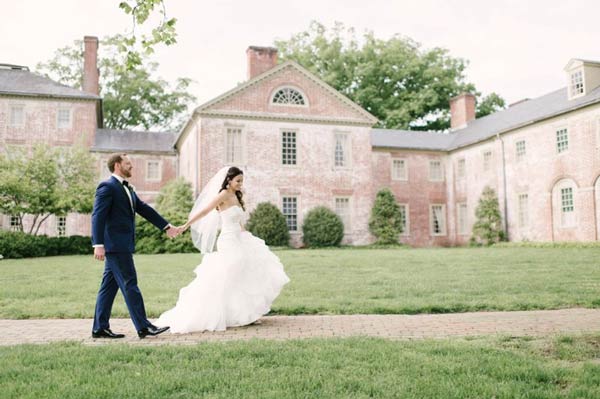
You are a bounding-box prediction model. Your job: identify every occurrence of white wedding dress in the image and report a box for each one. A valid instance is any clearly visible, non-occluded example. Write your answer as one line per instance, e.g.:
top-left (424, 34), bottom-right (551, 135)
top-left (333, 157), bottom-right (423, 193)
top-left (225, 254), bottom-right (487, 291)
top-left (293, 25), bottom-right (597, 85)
top-left (156, 206), bottom-right (290, 333)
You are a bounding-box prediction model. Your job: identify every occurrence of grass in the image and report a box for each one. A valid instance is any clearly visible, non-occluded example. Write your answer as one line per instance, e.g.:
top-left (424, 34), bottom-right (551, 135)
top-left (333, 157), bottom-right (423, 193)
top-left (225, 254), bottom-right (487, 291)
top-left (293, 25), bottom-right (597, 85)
top-left (0, 247), bottom-right (599, 319)
top-left (1, 335), bottom-right (599, 398)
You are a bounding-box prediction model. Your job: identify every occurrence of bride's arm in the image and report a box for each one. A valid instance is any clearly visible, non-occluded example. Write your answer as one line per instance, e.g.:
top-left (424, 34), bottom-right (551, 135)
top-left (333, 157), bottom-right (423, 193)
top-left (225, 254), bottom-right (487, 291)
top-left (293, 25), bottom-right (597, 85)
top-left (181, 191), bottom-right (228, 230)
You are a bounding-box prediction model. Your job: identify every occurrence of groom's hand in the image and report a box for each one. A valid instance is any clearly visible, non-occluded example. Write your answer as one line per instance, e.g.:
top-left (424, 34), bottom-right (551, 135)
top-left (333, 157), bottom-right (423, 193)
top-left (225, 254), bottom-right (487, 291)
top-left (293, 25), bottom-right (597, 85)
top-left (94, 246), bottom-right (105, 261)
top-left (166, 226), bottom-right (180, 239)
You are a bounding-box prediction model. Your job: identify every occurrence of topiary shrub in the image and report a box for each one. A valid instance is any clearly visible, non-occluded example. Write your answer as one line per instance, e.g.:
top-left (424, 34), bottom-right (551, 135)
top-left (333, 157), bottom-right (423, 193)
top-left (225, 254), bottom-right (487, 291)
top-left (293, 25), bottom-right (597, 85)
top-left (302, 206), bottom-right (344, 247)
top-left (368, 188), bottom-right (403, 244)
top-left (471, 186), bottom-right (506, 246)
top-left (246, 202), bottom-right (290, 246)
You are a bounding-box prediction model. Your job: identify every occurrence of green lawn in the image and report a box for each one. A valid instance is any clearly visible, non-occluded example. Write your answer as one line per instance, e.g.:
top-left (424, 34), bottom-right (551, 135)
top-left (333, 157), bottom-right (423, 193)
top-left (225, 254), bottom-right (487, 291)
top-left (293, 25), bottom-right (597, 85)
top-left (1, 247), bottom-right (599, 319)
top-left (1, 335), bottom-right (599, 398)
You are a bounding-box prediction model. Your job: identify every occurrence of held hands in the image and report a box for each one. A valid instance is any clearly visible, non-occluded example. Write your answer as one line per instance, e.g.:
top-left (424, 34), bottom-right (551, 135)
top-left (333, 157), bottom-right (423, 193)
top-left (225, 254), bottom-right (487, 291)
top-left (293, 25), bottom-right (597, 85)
top-left (166, 225), bottom-right (184, 239)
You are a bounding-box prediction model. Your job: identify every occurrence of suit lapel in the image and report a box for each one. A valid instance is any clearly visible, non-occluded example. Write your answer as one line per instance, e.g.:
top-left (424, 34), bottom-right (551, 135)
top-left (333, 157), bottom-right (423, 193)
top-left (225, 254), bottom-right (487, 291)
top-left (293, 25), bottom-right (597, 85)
top-left (111, 176), bottom-right (135, 215)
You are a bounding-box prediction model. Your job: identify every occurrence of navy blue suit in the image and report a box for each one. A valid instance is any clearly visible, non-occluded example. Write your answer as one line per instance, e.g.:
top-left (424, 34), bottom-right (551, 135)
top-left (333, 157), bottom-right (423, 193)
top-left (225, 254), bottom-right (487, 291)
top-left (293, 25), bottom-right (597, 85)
top-left (91, 176), bottom-right (169, 332)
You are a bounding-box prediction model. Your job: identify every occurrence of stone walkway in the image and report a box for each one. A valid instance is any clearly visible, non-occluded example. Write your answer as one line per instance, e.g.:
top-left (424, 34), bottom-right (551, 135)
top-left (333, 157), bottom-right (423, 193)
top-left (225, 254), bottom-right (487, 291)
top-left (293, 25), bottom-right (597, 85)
top-left (1, 308), bottom-right (599, 346)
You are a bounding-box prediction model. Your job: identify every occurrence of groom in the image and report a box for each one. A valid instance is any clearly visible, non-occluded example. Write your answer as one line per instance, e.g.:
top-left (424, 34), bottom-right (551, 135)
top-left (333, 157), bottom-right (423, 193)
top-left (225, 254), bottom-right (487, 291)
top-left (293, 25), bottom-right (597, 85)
top-left (91, 153), bottom-right (181, 339)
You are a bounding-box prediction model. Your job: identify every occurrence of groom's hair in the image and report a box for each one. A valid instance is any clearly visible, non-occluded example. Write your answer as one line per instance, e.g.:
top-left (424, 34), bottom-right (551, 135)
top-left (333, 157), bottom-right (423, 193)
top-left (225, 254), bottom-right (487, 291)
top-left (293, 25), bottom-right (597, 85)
top-left (107, 153), bottom-right (128, 173)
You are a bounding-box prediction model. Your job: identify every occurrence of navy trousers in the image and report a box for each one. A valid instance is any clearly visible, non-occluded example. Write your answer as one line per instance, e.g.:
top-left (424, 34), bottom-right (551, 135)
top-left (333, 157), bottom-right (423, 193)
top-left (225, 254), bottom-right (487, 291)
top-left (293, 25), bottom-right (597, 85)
top-left (93, 253), bottom-right (151, 332)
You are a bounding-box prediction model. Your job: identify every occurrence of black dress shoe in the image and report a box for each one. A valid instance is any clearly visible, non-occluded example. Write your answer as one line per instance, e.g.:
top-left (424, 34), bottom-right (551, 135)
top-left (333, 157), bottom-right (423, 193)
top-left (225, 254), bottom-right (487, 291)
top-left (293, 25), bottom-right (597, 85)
top-left (92, 328), bottom-right (125, 339)
top-left (137, 325), bottom-right (170, 339)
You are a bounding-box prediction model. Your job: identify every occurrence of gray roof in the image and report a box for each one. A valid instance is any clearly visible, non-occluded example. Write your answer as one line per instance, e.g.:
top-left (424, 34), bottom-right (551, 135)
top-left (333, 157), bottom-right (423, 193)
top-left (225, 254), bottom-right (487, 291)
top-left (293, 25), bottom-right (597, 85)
top-left (372, 84), bottom-right (600, 152)
top-left (0, 66), bottom-right (100, 100)
top-left (92, 129), bottom-right (177, 154)
top-left (371, 128), bottom-right (454, 151)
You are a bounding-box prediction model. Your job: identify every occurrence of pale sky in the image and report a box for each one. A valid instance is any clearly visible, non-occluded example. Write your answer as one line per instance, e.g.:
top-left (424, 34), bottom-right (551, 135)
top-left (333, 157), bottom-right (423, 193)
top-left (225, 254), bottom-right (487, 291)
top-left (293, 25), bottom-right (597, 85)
top-left (1, 0), bottom-right (599, 107)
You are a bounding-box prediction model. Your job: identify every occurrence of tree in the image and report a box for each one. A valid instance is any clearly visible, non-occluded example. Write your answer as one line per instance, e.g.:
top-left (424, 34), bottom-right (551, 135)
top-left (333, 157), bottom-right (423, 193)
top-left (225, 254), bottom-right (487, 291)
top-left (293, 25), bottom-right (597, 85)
top-left (471, 186), bottom-right (506, 246)
top-left (368, 188), bottom-right (403, 244)
top-left (0, 144), bottom-right (96, 235)
top-left (118, 0), bottom-right (178, 71)
top-left (36, 35), bottom-right (196, 131)
top-left (275, 21), bottom-right (506, 131)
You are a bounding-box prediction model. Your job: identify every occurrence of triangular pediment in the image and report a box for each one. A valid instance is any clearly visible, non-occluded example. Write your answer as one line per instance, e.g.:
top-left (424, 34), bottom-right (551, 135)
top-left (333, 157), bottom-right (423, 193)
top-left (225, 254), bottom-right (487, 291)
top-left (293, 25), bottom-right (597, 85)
top-left (195, 61), bottom-right (377, 126)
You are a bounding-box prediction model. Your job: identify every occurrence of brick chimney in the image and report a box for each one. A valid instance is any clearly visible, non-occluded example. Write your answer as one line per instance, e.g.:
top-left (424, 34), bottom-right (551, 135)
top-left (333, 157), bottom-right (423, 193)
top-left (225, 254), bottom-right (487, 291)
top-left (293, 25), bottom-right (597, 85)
top-left (82, 36), bottom-right (99, 95)
top-left (449, 93), bottom-right (476, 130)
top-left (246, 46), bottom-right (278, 80)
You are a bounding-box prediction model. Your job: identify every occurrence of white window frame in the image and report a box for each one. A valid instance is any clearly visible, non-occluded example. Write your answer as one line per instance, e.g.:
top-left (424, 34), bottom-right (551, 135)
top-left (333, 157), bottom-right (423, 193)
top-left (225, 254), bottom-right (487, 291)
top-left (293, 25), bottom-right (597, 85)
top-left (391, 158), bottom-right (408, 181)
top-left (456, 158), bottom-right (466, 179)
top-left (430, 204), bottom-right (447, 236)
top-left (556, 127), bottom-right (569, 154)
top-left (282, 196), bottom-right (299, 232)
top-left (428, 160), bottom-right (444, 182)
top-left (225, 126), bottom-right (246, 165)
top-left (334, 197), bottom-right (352, 232)
top-left (10, 105), bottom-right (25, 127)
top-left (560, 186), bottom-right (575, 228)
top-left (146, 160), bottom-right (162, 182)
top-left (333, 132), bottom-right (351, 169)
top-left (280, 129), bottom-right (298, 166)
top-left (518, 193), bottom-right (529, 228)
top-left (270, 86), bottom-right (309, 107)
top-left (483, 151), bottom-right (492, 171)
top-left (56, 215), bottom-right (67, 237)
top-left (569, 69), bottom-right (585, 98)
top-left (398, 203), bottom-right (409, 236)
top-left (57, 107), bottom-right (72, 129)
top-left (9, 215), bottom-right (21, 232)
top-left (457, 203), bottom-right (468, 235)
top-left (515, 140), bottom-right (526, 162)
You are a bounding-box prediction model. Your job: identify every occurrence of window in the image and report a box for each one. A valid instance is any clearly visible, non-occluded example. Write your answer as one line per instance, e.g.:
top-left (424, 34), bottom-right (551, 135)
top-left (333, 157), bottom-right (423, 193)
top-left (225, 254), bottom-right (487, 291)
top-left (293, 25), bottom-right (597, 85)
top-left (560, 187), bottom-right (574, 227)
top-left (518, 193), bottom-right (528, 228)
top-left (398, 204), bottom-right (409, 235)
top-left (57, 108), bottom-right (71, 129)
top-left (515, 140), bottom-right (526, 161)
top-left (272, 87), bottom-right (306, 106)
top-left (430, 204), bottom-right (446, 236)
top-left (334, 197), bottom-right (351, 231)
top-left (226, 128), bottom-right (243, 164)
top-left (334, 133), bottom-right (350, 168)
top-left (57, 216), bottom-right (67, 237)
top-left (556, 128), bottom-right (569, 153)
top-left (483, 151), bottom-right (492, 171)
top-left (146, 160), bottom-right (161, 181)
top-left (9, 216), bottom-right (21, 232)
top-left (282, 197), bottom-right (298, 231)
top-left (457, 203), bottom-right (468, 235)
top-left (570, 70), bottom-right (584, 97)
top-left (10, 105), bottom-right (24, 127)
top-left (429, 160), bottom-right (443, 181)
top-left (392, 159), bottom-right (407, 181)
top-left (281, 131), bottom-right (297, 165)
top-left (457, 158), bottom-right (466, 179)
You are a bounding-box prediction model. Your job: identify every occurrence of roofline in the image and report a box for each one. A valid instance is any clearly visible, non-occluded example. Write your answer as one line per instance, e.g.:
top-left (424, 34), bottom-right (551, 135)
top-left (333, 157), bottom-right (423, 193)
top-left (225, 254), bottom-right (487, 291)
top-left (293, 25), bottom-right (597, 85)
top-left (371, 144), bottom-right (448, 153)
top-left (0, 90), bottom-right (101, 101)
top-left (90, 148), bottom-right (177, 156)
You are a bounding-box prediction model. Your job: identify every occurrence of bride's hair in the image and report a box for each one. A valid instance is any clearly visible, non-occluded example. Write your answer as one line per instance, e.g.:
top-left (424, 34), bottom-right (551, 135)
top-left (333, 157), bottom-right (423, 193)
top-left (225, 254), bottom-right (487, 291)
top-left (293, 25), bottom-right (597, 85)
top-left (219, 166), bottom-right (245, 210)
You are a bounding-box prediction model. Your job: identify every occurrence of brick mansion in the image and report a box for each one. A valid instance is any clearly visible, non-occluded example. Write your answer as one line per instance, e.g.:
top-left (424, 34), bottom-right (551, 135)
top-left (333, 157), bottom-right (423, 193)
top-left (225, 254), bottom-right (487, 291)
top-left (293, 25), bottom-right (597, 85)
top-left (1, 36), bottom-right (599, 246)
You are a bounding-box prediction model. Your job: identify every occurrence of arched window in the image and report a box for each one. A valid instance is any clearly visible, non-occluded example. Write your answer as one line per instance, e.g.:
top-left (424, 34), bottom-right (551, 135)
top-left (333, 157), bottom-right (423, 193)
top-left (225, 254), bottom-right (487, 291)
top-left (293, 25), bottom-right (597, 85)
top-left (552, 178), bottom-right (578, 228)
top-left (271, 87), bottom-right (306, 106)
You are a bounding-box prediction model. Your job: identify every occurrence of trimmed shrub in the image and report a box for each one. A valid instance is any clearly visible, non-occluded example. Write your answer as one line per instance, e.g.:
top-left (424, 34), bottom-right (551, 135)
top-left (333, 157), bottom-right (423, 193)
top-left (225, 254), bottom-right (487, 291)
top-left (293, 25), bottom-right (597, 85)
top-left (0, 231), bottom-right (92, 259)
top-left (246, 202), bottom-right (290, 246)
top-left (471, 186), bottom-right (506, 246)
top-left (302, 206), bottom-right (344, 247)
top-left (368, 188), bottom-right (403, 244)
top-left (136, 178), bottom-right (197, 254)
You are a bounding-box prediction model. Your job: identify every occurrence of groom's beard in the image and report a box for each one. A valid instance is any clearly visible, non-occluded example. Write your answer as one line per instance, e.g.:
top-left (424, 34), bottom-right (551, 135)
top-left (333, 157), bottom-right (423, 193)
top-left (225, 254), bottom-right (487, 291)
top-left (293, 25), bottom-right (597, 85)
top-left (122, 169), bottom-right (132, 178)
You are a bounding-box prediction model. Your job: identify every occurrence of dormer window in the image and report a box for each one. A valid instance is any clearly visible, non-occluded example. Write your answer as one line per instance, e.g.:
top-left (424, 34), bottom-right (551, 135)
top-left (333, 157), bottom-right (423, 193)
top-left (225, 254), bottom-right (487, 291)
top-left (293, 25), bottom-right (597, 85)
top-left (570, 70), bottom-right (584, 97)
top-left (271, 87), bottom-right (306, 106)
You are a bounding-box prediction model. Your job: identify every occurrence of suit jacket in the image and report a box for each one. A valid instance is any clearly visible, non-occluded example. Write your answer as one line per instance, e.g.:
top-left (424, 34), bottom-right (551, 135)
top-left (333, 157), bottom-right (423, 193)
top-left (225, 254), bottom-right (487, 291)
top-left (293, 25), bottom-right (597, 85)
top-left (91, 176), bottom-right (168, 253)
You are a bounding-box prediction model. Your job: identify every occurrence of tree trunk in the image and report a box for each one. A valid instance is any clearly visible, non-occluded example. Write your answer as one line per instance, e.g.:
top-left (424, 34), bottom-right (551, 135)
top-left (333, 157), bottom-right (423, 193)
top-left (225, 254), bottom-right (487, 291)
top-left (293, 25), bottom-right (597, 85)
top-left (33, 214), bottom-right (52, 236)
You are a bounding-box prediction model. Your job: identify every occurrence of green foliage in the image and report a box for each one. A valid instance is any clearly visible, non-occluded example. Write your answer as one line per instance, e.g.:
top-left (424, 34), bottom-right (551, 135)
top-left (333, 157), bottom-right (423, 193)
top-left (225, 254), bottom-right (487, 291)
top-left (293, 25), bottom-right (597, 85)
top-left (0, 144), bottom-right (95, 235)
top-left (0, 231), bottom-right (91, 259)
top-left (36, 34), bottom-right (195, 131)
top-left (302, 206), bottom-right (344, 247)
top-left (368, 188), bottom-right (403, 244)
top-left (246, 202), bottom-right (290, 246)
top-left (275, 21), bottom-right (506, 130)
top-left (471, 186), bottom-right (506, 246)
top-left (136, 177), bottom-right (196, 254)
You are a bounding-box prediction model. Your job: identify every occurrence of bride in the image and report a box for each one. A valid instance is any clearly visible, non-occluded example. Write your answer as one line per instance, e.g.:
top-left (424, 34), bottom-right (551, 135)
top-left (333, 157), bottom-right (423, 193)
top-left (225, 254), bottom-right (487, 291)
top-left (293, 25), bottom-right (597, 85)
top-left (156, 166), bottom-right (290, 333)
